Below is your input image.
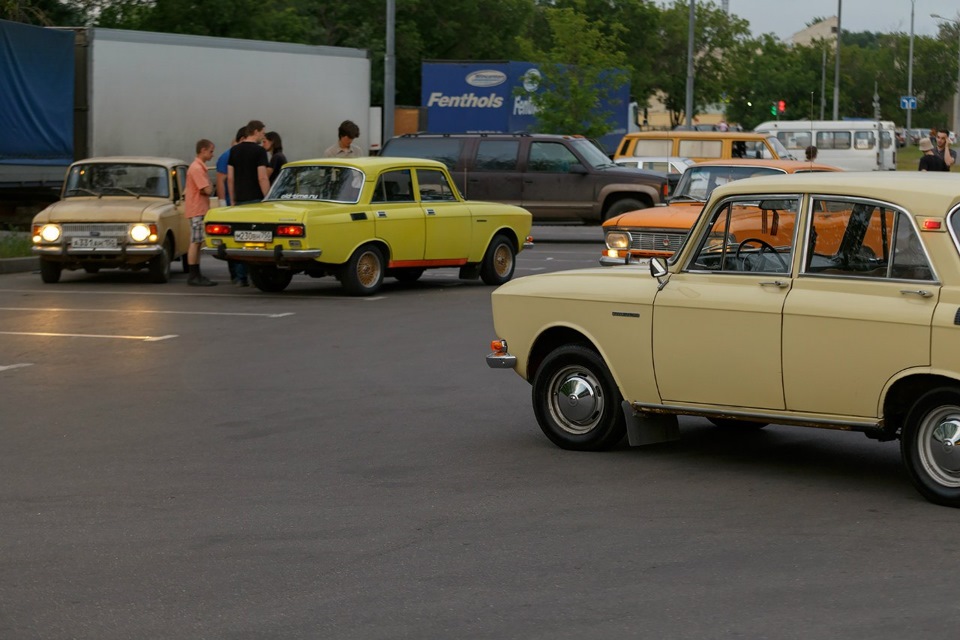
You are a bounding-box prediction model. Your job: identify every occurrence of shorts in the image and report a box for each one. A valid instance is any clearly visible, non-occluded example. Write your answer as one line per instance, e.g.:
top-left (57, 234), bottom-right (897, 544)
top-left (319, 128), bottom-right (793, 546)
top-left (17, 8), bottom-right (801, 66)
top-left (189, 216), bottom-right (205, 243)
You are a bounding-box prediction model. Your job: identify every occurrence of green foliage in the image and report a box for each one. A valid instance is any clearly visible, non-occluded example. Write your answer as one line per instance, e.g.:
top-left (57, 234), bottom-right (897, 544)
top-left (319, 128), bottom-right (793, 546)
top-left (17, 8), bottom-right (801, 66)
top-left (0, 231), bottom-right (32, 258)
top-left (515, 0), bottom-right (629, 138)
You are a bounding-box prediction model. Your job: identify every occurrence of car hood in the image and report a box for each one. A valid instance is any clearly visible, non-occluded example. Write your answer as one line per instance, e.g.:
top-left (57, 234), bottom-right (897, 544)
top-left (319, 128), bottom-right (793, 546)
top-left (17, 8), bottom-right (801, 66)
top-left (494, 266), bottom-right (658, 304)
top-left (604, 201), bottom-right (703, 229)
top-left (41, 198), bottom-right (172, 223)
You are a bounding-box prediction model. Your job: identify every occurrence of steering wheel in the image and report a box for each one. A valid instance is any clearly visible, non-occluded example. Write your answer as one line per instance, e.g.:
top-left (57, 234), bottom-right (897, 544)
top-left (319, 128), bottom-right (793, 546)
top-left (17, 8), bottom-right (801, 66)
top-left (735, 237), bottom-right (788, 272)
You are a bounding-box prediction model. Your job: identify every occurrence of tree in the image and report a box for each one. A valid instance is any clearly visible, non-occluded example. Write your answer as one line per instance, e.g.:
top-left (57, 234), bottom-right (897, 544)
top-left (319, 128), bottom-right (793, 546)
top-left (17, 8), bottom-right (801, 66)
top-left (514, 0), bottom-right (630, 138)
top-left (1, 0), bottom-right (84, 24)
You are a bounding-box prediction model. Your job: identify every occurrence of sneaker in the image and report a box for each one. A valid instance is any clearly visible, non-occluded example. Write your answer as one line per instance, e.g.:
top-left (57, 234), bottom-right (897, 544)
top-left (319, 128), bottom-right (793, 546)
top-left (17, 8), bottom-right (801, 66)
top-left (188, 275), bottom-right (217, 287)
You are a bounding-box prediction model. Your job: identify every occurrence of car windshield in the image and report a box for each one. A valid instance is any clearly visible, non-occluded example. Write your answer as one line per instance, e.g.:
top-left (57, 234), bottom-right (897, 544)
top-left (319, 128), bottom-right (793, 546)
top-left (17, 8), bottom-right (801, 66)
top-left (569, 138), bottom-right (616, 169)
top-left (64, 163), bottom-right (170, 198)
top-left (671, 165), bottom-right (783, 202)
top-left (266, 165), bottom-right (364, 203)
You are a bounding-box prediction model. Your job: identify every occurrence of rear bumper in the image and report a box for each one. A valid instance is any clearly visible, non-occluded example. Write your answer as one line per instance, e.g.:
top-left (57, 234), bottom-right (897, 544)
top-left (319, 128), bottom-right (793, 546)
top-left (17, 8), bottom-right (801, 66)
top-left (202, 245), bottom-right (322, 262)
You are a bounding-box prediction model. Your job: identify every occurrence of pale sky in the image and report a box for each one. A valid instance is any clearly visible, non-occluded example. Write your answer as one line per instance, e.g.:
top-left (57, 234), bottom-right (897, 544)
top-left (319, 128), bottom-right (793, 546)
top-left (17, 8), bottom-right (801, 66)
top-left (693, 0), bottom-right (960, 39)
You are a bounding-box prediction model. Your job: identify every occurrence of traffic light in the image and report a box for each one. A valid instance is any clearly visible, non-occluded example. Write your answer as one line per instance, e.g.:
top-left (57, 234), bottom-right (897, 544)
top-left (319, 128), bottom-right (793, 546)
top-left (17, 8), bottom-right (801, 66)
top-left (777, 100), bottom-right (786, 114)
top-left (770, 103), bottom-right (777, 115)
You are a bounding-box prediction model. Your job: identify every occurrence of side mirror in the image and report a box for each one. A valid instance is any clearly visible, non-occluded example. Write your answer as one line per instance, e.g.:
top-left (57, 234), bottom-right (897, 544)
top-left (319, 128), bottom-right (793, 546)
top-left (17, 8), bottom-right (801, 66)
top-left (569, 164), bottom-right (588, 175)
top-left (650, 257), bottom-right (670, 290)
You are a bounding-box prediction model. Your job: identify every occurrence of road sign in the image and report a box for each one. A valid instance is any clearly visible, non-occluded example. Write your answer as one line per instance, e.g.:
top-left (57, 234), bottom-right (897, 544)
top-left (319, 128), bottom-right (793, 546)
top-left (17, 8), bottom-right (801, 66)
top-left (901, 95), bottom-right (917, 110)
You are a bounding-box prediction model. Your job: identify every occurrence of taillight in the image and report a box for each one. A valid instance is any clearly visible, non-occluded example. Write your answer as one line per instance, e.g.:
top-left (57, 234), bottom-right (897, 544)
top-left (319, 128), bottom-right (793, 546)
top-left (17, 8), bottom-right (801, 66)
top-left (206, 223), bottom-right (231, 235)
top-left (490, 339), bottom-right (508, 354)
top-left (276, 225), bottom-right (305, 237)
top-left (662, 182), bottom-right (669, 199)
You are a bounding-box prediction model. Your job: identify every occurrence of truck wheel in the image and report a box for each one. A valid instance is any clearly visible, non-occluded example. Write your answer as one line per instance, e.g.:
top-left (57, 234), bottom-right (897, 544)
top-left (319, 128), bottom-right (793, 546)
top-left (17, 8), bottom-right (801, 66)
top-left (149, 238), bottom-right (172, 284)
top-left (249, 265), bottom-right (293, 292)
top-left (604, 198), bottom-right (646, 221)
top-left (901, 386), bottom-right (960, 507)
top-left (342, 244), bottom-right (384, 296)
top-left (480, 234), bottom-right (515, 285)
top-left (708, 418), bottom-right (768, 430)
top-left (532, 344), bottom-right (625, 451)
top-left (40, 259), bottom-right (62, 284)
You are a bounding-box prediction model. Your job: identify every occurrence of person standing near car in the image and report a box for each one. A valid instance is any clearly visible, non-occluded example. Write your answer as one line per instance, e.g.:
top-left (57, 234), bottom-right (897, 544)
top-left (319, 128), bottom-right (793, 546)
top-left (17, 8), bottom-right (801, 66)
top-left (918, 137), bottom-right (948, 171)
top-left (323, 120), bottom-right (362, 158)
top-left (227, 120), bottom-right (270, 286)
top-left (935, 129), bottom-right (956, 169)
top-left (263, 131), bottom-right (287, 185)
top-left (184, 139), bottom-right (217, 286)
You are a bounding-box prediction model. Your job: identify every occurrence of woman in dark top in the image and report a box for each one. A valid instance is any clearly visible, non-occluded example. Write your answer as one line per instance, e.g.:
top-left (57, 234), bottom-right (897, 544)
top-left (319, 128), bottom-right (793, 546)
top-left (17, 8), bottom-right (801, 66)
top-left (264, 131), bottom-right (287, 185)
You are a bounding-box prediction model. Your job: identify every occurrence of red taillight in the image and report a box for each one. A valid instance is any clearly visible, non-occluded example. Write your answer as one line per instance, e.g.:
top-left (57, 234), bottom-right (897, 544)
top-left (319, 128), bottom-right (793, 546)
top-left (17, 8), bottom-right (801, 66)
top-left (662, 182), bottom-right (669, 198)
top-left (922, 219), bottom-right (942, 230)
top-left (205, 223), bottom-right (231, 235)
top-left (276, 225), bottom-right (305, 237)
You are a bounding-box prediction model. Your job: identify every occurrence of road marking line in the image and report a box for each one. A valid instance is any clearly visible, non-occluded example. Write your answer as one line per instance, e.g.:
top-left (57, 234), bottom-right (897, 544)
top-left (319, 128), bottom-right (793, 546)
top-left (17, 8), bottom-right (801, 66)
top-left (0, 307), bottom-right (293, 318)
top-left (0, 289), bottom-right (383, 301)
top-left (0, 331), bottom-right (178, 342)
top-left (0, 363), bottom-right (33, 372)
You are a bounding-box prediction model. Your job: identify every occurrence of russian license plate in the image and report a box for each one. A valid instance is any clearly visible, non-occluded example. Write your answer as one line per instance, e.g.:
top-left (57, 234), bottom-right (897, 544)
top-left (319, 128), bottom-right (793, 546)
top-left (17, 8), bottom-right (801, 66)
top-left (235, 230), bottom-right (272, 242)
top-left (72, 237), bottom-right (117, 249)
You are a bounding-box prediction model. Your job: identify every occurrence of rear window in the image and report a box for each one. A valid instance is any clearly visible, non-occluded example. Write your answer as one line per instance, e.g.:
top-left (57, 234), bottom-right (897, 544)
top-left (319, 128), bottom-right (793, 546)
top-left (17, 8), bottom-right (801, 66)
top-left (381, 138), bottom-right (463, 170)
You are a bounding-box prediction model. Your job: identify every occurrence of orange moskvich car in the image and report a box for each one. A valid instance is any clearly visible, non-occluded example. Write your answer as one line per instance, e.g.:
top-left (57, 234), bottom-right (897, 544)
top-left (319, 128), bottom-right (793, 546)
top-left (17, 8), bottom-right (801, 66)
top-left (600, 159), bottom-right (840, 265)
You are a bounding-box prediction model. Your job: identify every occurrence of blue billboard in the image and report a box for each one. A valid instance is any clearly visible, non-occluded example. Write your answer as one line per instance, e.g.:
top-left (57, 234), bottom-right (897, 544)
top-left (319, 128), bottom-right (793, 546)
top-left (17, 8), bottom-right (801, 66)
top-left (421, 60), bottom-right (630, 153)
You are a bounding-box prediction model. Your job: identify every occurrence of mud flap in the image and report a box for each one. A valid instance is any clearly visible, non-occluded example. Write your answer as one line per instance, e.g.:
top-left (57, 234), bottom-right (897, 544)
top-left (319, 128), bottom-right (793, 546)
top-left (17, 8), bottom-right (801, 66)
top-left (622, 401), bottom-right (680, 446)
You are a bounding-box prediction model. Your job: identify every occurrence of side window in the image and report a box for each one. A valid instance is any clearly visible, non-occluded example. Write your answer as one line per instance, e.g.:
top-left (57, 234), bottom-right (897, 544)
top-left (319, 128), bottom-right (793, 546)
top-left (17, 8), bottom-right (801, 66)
top-left (632, 139), bottom-right (673, 156)
top-left (528, 142), bottom-right (579, 172)
top-left (174, 167), bottom-right (186, 201)
top-left (678, 139), bottom-right (723, 158)
top-left (475, 141), bottom-right (519, 171)
top-left (817, 131), bottom-right (852, 150)
top-left (881, 131), bottom-right (893, 149)
top-left (776, 131), bottom-right (812, 150)
top-left (891, 217), bottom-right (934, 280)
top-left (854, 131), bottom-right (876, 150)
top-left (686, 197), bottom-right (798, 273)
top-left (416, 169), bottom-right (456, 201)
top-left (804, 199), bottom-right (895, 277)
top-left (371, 169), bottom-right (414, 203)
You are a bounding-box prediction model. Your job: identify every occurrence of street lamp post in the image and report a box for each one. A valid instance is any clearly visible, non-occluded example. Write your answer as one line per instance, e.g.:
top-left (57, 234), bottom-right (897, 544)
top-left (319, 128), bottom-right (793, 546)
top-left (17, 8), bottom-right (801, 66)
top-left (685, 0), bottom-right (695, 129)
top-left (933, 13), bottom-right (960, 133)
top-left (907, 0), bottom-right (915, 140)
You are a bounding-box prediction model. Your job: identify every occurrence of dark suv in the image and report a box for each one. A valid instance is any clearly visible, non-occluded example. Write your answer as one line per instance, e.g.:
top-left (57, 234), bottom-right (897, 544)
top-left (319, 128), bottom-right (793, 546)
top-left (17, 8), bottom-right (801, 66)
top-left (380, 133), bottom-right (669, 224)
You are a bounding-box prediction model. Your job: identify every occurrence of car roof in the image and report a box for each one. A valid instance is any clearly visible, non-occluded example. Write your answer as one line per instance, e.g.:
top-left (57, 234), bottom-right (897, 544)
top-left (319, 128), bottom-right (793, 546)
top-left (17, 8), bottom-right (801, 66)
top-left (710, 171), bottom-right (960, 216)
top-left (623, 131), bottom-right (772, 140)
top-left (615, 156), bottom-right (692, 163)
top-left (692, 159), bottom-right (841, 172)
top-left (285, 156), bottom-right (449, 172)
top-left (72, 156), bottom-right (186, 167)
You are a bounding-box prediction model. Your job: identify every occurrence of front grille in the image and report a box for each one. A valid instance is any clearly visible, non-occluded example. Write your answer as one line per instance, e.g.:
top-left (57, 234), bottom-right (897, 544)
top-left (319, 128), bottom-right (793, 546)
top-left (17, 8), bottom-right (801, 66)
top-left (630, 231), bottom-right (687, 253)
top-left (62, 223), bottom-right (129, 237)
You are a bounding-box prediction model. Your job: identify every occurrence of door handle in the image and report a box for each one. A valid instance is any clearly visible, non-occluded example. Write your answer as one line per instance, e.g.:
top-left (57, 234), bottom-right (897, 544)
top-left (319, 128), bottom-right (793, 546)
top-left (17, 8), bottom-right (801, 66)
top-left (426, 209), bottom-right (436, 216)
top-left (759, 280), bottom-right (787, 288)
top-left (900, 289), bottom-right (933, 298)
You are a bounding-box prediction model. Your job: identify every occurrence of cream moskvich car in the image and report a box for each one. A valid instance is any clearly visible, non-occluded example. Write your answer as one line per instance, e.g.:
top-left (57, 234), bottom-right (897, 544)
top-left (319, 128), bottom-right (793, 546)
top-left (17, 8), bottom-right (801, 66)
top-left (488, 172), bottom-right (960, 507)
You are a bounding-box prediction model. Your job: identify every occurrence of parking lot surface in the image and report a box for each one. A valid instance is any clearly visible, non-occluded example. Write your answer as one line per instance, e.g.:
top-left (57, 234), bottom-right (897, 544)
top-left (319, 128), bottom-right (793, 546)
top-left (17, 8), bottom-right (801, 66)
top-left (1, 237), bottom-right (957, 639)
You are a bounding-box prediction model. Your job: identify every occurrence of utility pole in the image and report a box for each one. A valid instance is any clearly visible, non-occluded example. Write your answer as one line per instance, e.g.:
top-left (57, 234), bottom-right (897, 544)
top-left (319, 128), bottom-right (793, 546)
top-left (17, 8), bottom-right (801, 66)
top-left (906, 0), bottom-right (915, 139)
top-left (833, 0), bottom-right (842, 120)
top-left (685, 0), bottom-right (695, 128)
top-left (384, 0), bottom-right (396, 142)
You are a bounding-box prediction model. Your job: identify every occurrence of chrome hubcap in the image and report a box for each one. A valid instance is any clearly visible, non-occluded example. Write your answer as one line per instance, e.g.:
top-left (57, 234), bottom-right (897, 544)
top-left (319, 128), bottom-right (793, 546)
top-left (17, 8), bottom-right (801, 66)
top-left (548, 366), bottom-right (603, 435)
top-left (920, 409), bottom-right (960, 487)
top-left (357, 251), bottom-right (381, 287)
top-left (493, 244), bottom-right (513, 277)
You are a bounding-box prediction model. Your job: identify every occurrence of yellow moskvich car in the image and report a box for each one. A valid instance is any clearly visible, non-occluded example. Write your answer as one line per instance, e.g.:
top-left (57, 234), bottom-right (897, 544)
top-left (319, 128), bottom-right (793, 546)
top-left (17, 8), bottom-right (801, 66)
top-left (203, 157), bottom-right (533, 295)
top-left (488, 172), bottom-right (960, 507)
top-left (31, 157), bottom-right (191, 283)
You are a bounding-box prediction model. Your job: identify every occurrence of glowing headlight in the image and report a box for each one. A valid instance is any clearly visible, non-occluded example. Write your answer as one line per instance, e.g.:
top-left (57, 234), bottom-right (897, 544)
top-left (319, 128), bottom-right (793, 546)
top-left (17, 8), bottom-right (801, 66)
top-left (605, 231), bottom-right (631, 250)
top-left (129, 224), bottom-right (151, 242)
top-left (40, 224), bottom-right (62, 242)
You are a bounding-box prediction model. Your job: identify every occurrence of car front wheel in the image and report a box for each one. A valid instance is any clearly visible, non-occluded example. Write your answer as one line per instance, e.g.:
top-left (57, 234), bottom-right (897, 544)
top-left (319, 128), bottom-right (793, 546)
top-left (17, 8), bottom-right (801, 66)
top-left (341, 244), bottom-right (384, 296)
top-left (480, 234), bottom-right (515, 286)
top-left (901, 387), bottom-right (960, 507)
top-left (40, 259), bottom-right (62, 284)
top-left (149, 238), bottom-right (172, 283)
top-left (532, 344), bottom-right (625, 451)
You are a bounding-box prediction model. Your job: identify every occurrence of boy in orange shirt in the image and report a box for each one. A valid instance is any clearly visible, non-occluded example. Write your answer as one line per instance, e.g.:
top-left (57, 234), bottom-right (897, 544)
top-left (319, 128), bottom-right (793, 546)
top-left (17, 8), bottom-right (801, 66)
top-left (185, 139), bottom-right (217, 286)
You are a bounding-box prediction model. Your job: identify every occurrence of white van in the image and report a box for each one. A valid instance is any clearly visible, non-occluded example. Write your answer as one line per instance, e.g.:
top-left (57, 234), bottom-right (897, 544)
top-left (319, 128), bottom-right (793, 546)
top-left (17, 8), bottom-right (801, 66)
top-left (753, 120), bottom-right (897, 171)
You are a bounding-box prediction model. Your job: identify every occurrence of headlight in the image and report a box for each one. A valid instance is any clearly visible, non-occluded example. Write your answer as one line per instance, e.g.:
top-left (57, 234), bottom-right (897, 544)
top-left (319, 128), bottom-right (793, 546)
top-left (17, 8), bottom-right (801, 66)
top-left (39, 224), bottom-right (62, 242)
top-left (605, 231), bottom-right (631, 250)
top-left (129, 224), bottom-right (151, 242)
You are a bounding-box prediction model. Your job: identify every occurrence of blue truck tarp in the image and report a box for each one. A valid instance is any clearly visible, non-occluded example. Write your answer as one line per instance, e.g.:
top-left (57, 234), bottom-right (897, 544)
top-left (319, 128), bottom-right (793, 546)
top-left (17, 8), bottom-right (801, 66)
top-left (0, 19), bottom-right (73, 166)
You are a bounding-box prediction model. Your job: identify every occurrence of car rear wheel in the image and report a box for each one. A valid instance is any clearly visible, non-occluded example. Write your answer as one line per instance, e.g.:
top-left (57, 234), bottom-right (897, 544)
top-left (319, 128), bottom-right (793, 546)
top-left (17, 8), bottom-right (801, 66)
top-left (604, 198), bottom-right (646, 221)
top-left (249, 265), bottom-right (293, 292)
top-left (901, 387), bottom-right (960, 507)
top-left (532, 344), bottom-right (625, 451)
top-left (39, 259), bottom-right (62, 284)
top-left (342, 244), bottom-right (384, 296)
top-left (480, 234), bottom-right (515, 286)
top-left (149, 238), bottom-right (172, 284)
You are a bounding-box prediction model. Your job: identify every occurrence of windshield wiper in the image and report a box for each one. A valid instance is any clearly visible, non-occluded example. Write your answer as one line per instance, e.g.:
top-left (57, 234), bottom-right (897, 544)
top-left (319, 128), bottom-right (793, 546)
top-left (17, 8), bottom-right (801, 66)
top-left (66, 187), bottom-right (100, 197)
top-left (101, 186), bottom-right (140, 198)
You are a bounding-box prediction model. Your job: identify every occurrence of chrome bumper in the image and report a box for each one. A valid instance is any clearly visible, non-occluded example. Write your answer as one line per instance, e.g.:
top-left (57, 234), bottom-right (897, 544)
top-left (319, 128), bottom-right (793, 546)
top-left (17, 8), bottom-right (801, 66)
top-left (202, 246), bottom-right (322, 261)
top-left (598, 255), bottom-right (651, 267)
top-left (486, 351), bottom-right (517, 369)
top-left (33, 244), bottom-right (164, 257)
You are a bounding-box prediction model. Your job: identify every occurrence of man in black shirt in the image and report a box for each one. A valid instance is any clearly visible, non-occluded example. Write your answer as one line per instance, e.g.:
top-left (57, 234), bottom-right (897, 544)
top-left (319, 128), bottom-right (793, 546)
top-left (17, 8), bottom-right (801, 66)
top-left (226, 120), bottom-right (270, 285)
top-left (918, 137), bottom-right (948, 171)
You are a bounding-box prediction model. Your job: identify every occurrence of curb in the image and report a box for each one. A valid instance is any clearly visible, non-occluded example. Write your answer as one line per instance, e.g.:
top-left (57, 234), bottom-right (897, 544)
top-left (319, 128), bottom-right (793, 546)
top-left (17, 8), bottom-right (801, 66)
top-left (0, 257), bottom-right (39, 274)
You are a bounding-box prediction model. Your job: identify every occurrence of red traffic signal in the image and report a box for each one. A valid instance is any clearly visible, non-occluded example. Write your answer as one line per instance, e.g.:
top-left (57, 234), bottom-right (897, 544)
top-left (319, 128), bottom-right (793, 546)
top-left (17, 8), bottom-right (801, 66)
top-left (777, 100), bottom-right (786, 114)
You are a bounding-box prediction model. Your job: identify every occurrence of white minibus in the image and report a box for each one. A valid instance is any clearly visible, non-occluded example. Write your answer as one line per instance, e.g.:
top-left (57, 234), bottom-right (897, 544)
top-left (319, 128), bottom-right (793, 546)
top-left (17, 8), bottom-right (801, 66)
top-left (753, 120), bottom-right (897, 171)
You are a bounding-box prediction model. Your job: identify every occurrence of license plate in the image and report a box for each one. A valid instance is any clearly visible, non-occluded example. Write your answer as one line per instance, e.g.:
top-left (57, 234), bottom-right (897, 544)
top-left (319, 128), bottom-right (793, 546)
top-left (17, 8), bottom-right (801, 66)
top-left (72, 237), bottom-right (117, 249)
top-left (235, 230), bottom-right (272, 242)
